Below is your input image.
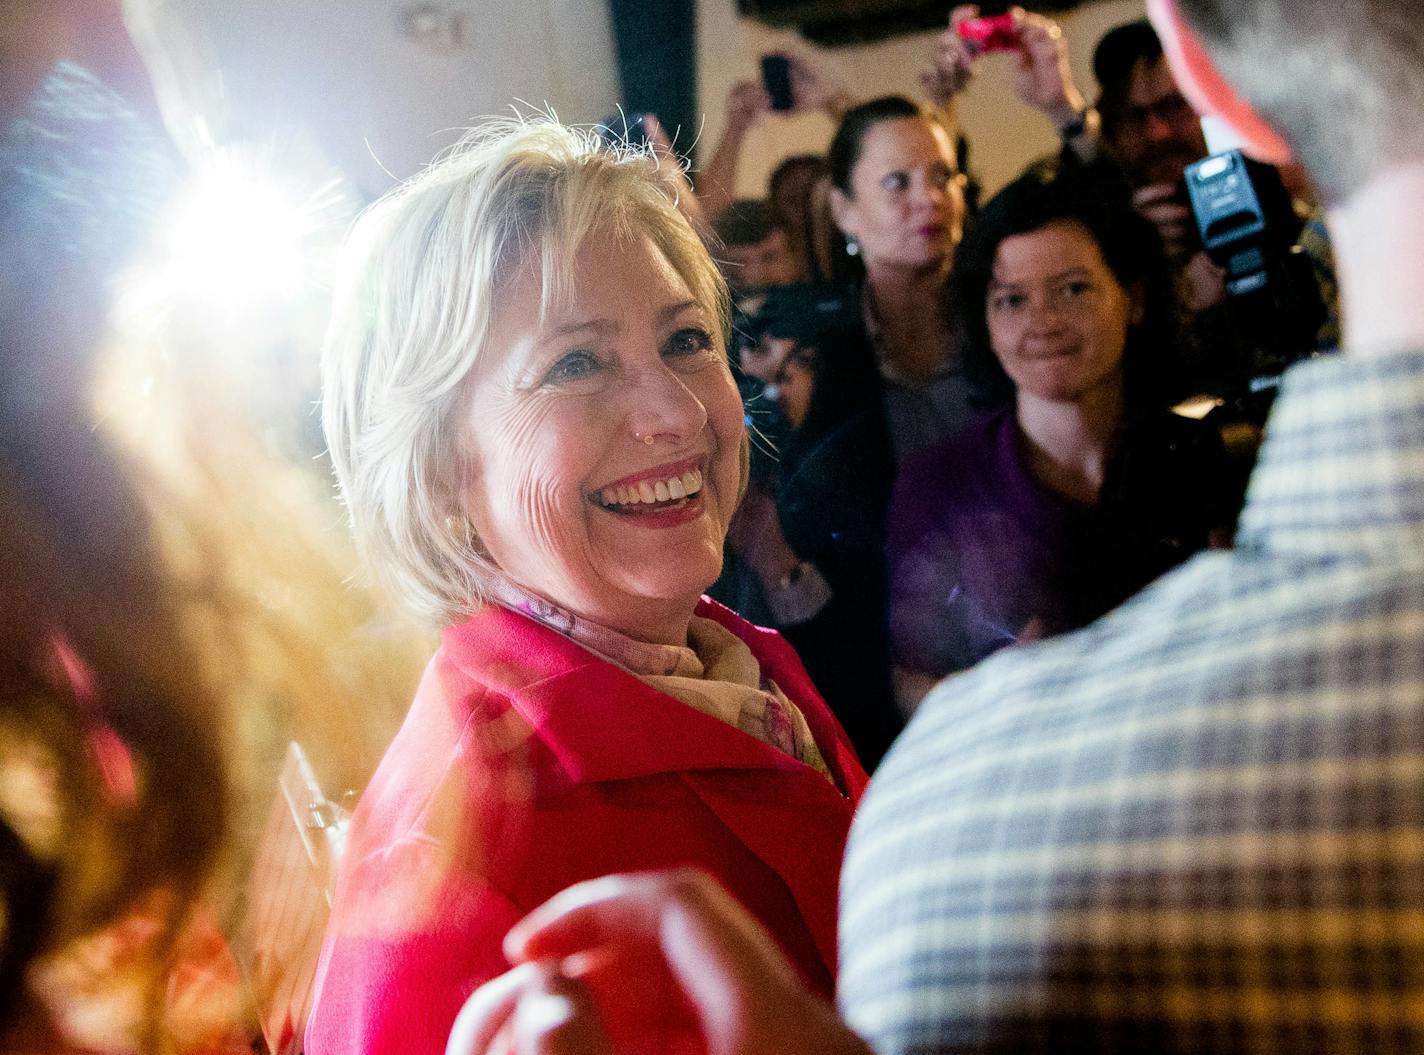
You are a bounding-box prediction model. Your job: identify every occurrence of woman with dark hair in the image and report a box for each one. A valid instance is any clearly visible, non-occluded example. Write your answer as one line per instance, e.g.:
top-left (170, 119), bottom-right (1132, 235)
top-left (729, 287), bottom-right (905, 763)
top-left (887, 159), bottom-right (1241, 709)
top-left (825, 95), bottom-right (978, 462)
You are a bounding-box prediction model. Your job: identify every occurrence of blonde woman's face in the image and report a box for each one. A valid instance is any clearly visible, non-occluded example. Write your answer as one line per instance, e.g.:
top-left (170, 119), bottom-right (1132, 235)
top-left (457, 234), bottom-right (744, 643)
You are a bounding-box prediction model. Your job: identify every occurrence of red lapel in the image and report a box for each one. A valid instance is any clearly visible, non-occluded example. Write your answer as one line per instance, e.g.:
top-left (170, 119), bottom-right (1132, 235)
top-left (441, 600), bottom-right (867, 794)
top-left (439, 601), bottom-right (867, 978)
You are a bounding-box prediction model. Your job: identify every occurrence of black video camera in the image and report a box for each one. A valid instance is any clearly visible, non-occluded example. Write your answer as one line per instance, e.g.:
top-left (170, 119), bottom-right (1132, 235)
top-left (1185, 150), bottom-right (1327, 410)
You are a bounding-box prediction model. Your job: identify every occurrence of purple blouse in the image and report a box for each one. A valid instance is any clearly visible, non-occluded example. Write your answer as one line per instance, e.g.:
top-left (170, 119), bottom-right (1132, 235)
top-left (886, 408), bottom-right (1224, 677)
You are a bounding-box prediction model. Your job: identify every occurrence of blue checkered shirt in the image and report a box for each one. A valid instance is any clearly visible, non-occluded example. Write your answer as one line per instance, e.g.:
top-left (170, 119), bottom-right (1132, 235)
top-left (839, 348), bottom-right (1424, 1054)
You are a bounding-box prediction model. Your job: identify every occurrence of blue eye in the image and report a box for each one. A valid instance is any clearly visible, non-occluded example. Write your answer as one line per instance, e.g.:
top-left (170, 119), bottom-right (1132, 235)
top-left (665, 327), bottom-right (714, 359)
top-left (543, 350), bottom-right (601, 385)
top-left (880, 171), bottom-right (909, 192)
top-left (990, 291), bottom-right (1026, 313)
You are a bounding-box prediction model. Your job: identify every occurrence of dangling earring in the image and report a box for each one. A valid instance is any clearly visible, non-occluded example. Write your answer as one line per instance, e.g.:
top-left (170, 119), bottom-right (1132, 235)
top-left (844, 234), bottom-right (860, 257)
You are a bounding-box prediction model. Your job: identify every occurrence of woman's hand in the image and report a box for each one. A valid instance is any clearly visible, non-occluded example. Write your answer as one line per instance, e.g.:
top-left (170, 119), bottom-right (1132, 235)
top-left (920, 5), bottom-right (980, 107)
top-left (1010, 7), bottom-right (1087, 131)
top-left (725, 483), bottom-right (797, 587)
top-left (446, 870), bottom-right (873, 1055)
top-left (0, 0), bottom-right (160, 127)
top-left (446, 962), bottom-right (614, 1055)
top-left (724, 79), bottom-right (770, 136)
top-left (784, 54), bottom-right (854, 118)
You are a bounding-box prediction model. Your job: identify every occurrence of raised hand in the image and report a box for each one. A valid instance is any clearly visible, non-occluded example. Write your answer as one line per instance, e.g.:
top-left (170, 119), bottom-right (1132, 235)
top-left (724, 79), bottom-right (770, 135)
top-left (920, 5), bottom-right (981, 107)
top-left (1011, 7), bottom-right (1088, 129)
top-left (782, 53), bottom-right (853, 117)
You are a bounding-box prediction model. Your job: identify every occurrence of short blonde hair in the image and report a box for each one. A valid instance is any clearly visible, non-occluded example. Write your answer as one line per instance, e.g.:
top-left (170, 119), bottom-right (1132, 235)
top-left (322, 119), bottom-right (732, 623)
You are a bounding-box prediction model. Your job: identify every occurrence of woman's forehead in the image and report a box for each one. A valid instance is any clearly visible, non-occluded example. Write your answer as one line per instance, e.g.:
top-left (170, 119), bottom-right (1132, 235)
top-left (495, 230), bottom-right (705, 329)
top-left (857, 118), bottom-right (951, 168)
top-left (991, 220), bottom-right (1108, 278)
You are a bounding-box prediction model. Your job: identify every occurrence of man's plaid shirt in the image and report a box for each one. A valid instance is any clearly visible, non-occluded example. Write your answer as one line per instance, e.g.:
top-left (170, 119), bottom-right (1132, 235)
top-left (840, 348), bottom-right (1424, 1054)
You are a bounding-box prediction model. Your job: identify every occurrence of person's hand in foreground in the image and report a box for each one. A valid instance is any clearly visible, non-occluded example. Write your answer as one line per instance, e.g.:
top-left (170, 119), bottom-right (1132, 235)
top-left (445, 869), bottom-right (873, 1055)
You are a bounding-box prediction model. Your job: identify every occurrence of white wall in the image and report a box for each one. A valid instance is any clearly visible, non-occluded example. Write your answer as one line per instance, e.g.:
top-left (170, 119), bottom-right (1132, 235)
top-left (128, 0), bottom-right (621, 198)
top-left (695, 0), bottom-right (1146, 199)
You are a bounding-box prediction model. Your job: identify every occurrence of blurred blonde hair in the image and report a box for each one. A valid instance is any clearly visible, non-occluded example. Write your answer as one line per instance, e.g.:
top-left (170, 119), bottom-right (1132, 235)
top-left (322, 118), bottom-right (732, 624)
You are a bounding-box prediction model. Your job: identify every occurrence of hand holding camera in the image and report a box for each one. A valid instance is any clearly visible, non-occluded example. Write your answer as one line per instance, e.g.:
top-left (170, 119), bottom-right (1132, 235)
top-left (925, 5), bottom-right (1086, 132)
top-left (921, 5), bottom-right (983, 105)
top-left (757, 53), bottom-right (852, 118)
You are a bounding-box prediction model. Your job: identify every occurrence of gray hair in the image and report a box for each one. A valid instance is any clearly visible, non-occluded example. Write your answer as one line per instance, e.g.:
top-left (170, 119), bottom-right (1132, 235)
top-left (322, 119), bottom-right (730, 622)
top-left (1175, 0), bottom-right (1424, 205)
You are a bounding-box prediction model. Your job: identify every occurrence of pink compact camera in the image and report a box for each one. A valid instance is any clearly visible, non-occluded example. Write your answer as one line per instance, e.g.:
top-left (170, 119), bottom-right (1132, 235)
top-left (957, 13), bottom-right (1022, 54)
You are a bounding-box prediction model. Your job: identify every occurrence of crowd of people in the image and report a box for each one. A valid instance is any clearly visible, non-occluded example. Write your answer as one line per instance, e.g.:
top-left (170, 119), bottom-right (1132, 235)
top-left (4, 0), bottom-right (1419, 1053)
top-left (702, 6), bottom-right (1285, 742)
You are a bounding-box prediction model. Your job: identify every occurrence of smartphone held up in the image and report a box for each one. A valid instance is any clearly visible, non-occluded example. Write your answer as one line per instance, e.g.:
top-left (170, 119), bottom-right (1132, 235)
top-left (761, 54), bottom-right (794, 112)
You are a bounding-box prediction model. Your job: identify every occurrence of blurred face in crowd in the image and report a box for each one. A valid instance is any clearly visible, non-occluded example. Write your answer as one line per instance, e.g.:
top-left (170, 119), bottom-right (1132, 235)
top-left (724, 228), bottom-right (802, 294)
top-left (457, 233), bottom-right (745, 643)
top-left (769, 157), bottom-right (825, 232)
top-left (771, 344), bottom-right (818, 430)
top-left (739, 333), bottom-right (793, 384)
top-left (986, 220), bottom-right (1141, 407)
top-left (832, 116), bottom-right (964, 273)
top-left (1107, 56), bottom-right (1207, 187)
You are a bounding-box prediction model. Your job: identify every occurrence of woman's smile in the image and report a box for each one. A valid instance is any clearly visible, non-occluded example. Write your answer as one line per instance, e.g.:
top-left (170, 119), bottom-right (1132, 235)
top-left (592, 457), bottom-right (707, 523)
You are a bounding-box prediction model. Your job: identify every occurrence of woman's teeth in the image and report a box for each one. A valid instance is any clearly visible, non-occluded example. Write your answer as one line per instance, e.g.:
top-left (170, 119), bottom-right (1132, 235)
top-left (598, 469), bottom-right (702, 509)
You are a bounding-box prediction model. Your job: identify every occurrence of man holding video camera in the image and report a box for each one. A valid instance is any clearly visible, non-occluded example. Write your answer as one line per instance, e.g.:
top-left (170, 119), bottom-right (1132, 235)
top-left (446, 1), bottom-right (1424, 1051)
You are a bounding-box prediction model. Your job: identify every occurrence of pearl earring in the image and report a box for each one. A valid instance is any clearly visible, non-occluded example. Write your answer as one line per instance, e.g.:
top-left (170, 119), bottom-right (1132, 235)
top-left (845, 234), bottom-right (860, 257)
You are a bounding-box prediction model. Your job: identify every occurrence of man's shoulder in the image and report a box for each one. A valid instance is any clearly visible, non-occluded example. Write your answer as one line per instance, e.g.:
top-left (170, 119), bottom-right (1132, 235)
top-left (840, 542), bottom-right (1424, 1050)
top-left (871, 537), bottom-right (1424, 778)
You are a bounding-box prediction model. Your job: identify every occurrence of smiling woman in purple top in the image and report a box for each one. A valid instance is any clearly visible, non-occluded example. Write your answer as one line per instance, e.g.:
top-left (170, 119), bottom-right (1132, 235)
top-left (887, 159), bottom-right (1242, 712)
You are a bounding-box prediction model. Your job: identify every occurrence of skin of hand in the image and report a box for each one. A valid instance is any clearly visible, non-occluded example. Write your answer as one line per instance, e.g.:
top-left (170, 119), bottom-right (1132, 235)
top-left (0, 0), bottom-right (160, 127)
top-left (1132, 181), bottom-right (1195, 254)
top-left (724, 482), bottom-right (801, 589)
top-left (1181, 249), bottom-right (1228, 312)
top-left (783, 53), bottom-right (852, 117)
top-left (446, 870), bottom-right (873, 1055)
top-left (724, 80), bottom-right (770, 135)
top-left (446, 962), bottom-right (614, 1055)
top-left (1010, 7), bottom-right (1087, 127)
top-left (921, 4), bottom-right (980, 106)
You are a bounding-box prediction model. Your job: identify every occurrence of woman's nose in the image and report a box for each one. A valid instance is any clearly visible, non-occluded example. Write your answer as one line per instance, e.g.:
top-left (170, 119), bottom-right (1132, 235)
top-left (625, 362), bottom-right (709, 445)
top-left (914, 175), bottom-right (947, 208)
top-left (1025, 293), bottom-right (1066, 331)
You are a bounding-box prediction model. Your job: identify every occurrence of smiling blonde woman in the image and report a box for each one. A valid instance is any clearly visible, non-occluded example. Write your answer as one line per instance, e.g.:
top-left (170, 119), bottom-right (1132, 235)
top-left (307, 120), bottom-right (869, 1055)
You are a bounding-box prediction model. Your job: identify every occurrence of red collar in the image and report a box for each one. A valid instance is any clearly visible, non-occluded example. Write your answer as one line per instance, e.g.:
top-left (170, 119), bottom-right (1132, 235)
top-left (439, 599), bottom-right (867, 799)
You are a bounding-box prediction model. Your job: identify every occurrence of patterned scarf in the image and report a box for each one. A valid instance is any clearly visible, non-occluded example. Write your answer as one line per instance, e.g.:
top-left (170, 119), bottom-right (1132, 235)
top-left (491, 582), bottom-right (833, 784)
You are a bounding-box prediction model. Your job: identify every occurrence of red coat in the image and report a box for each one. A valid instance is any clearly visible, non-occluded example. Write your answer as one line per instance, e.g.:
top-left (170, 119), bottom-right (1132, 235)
top-left (305, 598), bottom-right (868, 1055)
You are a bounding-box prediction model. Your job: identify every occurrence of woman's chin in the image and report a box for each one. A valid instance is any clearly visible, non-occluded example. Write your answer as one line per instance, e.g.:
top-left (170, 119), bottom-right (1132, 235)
top-left (599, 544), bottom-right (724, 612)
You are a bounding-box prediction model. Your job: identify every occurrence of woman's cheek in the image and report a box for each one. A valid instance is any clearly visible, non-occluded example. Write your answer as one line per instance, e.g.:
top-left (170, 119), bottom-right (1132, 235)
top-left (487, 397), bottom-right (593, 558)
top-left (707, 370), bottom-right (747, 514)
